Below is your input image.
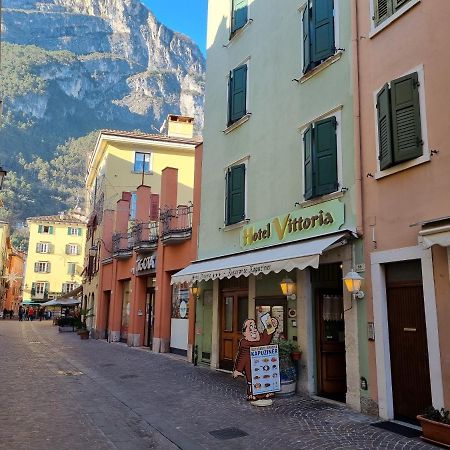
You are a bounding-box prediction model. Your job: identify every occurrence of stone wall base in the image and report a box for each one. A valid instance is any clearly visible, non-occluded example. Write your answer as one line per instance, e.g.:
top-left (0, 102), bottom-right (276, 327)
top-left (360, 396), bottom-right (379, 417)
top-left (152, 337), bottom-right (170, 353)
top-left (128, 333), bottom-right (141, 347)
top-left (109, 331), bottom-right (120, 343)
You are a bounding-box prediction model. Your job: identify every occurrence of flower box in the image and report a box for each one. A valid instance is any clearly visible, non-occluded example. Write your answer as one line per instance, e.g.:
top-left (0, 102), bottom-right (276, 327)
top-left (417, 415), bottom-right (450, 448)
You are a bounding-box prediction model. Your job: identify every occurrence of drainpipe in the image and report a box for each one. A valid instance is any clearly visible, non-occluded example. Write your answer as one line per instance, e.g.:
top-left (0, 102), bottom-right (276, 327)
top-left (351, 0), bottom-right (363, 237)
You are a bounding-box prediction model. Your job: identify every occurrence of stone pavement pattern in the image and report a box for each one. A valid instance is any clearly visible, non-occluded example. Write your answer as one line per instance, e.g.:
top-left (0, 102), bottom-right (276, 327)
top-left (0, 321), bottom-right (437, 450)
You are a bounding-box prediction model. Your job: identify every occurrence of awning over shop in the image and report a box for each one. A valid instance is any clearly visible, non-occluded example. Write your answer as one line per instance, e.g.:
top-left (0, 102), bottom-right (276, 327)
top-left (171, 232), bottom-right (348, 285)
top-left (41, 298), bottom-right (81, 307)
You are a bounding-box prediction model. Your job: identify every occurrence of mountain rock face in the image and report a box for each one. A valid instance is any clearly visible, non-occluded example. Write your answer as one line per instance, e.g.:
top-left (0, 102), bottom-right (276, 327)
top-left (1, 0), bottom-right (205, 165)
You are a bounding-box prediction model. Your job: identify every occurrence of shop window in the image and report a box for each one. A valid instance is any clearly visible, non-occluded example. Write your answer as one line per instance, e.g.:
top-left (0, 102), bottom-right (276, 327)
top-left (228, 65), bottom-right (248, 126)
top-left (231, 0), bottom-right (248, 35)
top-left (133, 152), bottom-right (151, 173)
top-left (255, 300), bottom-right (287, 341)
top-left (303, 116), bottom-right (338, 200)
top-left (373, 0), bottom-right (412, 26)
top-left (172, 283), bottom-right (189, 319)
top-left (377, 72), bottom-right (422, 171)
top-left (303, 0), bottom-right (336, 74)
top-left (225, 163), bottom-right (246, 226)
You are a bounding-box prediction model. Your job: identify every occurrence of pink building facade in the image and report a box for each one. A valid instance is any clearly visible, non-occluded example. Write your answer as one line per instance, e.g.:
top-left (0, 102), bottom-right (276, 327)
top-left (357, 0), bottom-right (450, 422)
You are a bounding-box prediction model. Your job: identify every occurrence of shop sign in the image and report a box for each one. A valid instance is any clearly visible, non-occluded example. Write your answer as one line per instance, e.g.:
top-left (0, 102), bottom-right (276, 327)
top-left (136, 254), bottom-right (156, 275)
top-left (250, 345), bottom-right (281, 395)
top-left (240, 199), bottom-right (344, 250)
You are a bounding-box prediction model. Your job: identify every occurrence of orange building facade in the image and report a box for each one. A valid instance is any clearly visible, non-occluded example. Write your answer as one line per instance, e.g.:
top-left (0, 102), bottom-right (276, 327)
top-left (90, 144), bottom-right (202, 360)
top-left (357, 0), bottom-right (450, 421)
top-left (4, 249), bottom-right (26, 314)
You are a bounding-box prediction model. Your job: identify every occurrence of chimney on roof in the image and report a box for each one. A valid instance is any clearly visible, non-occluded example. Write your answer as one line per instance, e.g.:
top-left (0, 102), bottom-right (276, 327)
top-left (160, 114), bottom-right (194, 139)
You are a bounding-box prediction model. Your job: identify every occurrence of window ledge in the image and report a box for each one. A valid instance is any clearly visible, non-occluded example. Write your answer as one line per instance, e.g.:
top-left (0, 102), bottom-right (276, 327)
top-left (221, 219), bottom-right (250, 232)
top-left (223, 114), bottom-right (251, 134)
top-left (299, 191), bottom-right (344, 208)
top-left (299, 51), bottom-right (343, 84)
top-left (374, 154), bottom-right (430, 180)
top-left (131, 171), bottom-right (153, 175)
top-left (225, 20), bottom-right (253, 47)
top-left (369, 0), bottom-right (420, 39)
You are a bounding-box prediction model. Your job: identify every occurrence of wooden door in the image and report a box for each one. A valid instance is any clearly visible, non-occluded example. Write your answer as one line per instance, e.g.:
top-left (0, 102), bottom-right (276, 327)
top-left (316, 291), bottom-right (346, 401)
top-left (144, 288), bottom-right (155, 348)
top-left (220, 293), bottom-right (248, 371)
top-left (104, 291), bottom-right (111, 340)
top-left (387, 282), bottom-right (432, 422)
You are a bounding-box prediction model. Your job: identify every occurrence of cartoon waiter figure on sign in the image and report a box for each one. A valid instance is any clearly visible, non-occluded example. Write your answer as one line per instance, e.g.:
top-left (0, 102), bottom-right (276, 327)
top-left (233, 313), bottom-right (278, 403)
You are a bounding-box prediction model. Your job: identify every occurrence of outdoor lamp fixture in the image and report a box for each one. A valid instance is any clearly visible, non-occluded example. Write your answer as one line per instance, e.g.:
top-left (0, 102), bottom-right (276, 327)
top-left (343, 270), bottom-right (365, 299)
top-left (190, 282), bottom-right (200, 298)
top-left (0, 167), bottom-right (7, 190)
top-left (88, 245), bottom-right (98, 257)
top-left (280, 277), bottom-right (296, 300)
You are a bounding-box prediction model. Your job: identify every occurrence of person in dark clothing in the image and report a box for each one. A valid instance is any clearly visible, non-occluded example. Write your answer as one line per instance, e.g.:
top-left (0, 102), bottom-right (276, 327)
top-left (18, 306), bottom-right (24, 322)
top-left (9, 310), bottom-right (13, 319)
top-left (2, 308), bottom-right (7, 319)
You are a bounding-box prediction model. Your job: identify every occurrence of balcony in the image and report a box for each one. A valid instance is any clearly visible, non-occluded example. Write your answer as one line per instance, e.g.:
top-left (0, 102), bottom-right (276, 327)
top-left (160, 205), bottom-right (193, 245)
top-left (132, 221), bottom-right (159, 254)
top-left (112, 232), bottom-right (133, 259)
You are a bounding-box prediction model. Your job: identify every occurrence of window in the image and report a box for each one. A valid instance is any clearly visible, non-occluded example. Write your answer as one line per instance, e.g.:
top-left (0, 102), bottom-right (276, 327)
top-left (36, 242), bottom-right (51, 254)
top-left (67, 262), bottom-right (76, 276)
top-left (34, 261), bottom-right (51, 273)
top-left (226, 164), bottom-right (246, 225)
top-left (228, 65), bottom-right (247, 126)
top-left (231, 0), bottom-right (248, 35)
top-left (38, 225), bottom-right (53, 234)
top-left (373, 0), bottom-right (412, 26)
top-left (68, 227), bottom-right (82, 236)
top-left (133, 152), bottom-right (151, 173)
top-left (62, 282), bottom-right (76, 294)
top-left (32, 282), bottom-right (48, 295)
top-left (130, 192), bottom-right (137, 220)
top-left (303, 0), bottom-right (335, 74)
top-left (376, 72), bottom-right (422, 171)
top-left (66, 244), bottom-right (80, 255)
top-left (303, 116), bottom-right (338, 200)
top-left (172, 283), bottom-right (189, 319)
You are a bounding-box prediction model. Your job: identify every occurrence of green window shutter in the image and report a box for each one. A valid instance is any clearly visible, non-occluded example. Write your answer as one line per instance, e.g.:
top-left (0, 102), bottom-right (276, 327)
top-left (374, 0), bottom-right (393, 26)
top-left (232, 0), bottom-right (248, 33)
top-left (302, 5), bottom-right (311, 73)
top-left (36, 243), bottom-right (40, 253)
top-left (78, 228), bottom-right (82, 236)
top-left (304, 125), bottom-right (314, 200)
top-left (38, 225), bottom-right (43, 233)
top-left (377, 83), bottom-right (394, 170)
top-left (393, 0), bottom-right (409, 11)
top-left (227, 164), bottom-right (246, 225)
top-left (229, 65), bottom-right (247, 125)
top-left (391, 72), bottom-right (422, 164)
top-left (65, 244), bottom-right (70, 254)
top-left (47, 263), bottom-right (51, 273)
top-left (67, 228), bottom-right (70, 235)
top-left (49, 226), bottom-right (54, 234)
top-left (314, 117), bottom-right (338, 196)
top-left (311, 0), bottom-right (335, 64)
top-left (34, 262), bottom-right (39, 272)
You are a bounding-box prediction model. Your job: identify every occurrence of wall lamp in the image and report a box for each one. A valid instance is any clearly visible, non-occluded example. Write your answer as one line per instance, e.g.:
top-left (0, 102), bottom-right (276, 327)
top-left (343, 270), bottom-right (364, 299)
top-left (280, 277), bottom-right (296, 300)
top-left (190, 282), bottom-right (200, 298)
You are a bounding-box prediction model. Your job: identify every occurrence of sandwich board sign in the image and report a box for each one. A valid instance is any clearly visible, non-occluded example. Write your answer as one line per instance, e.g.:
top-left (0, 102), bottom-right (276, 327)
top-left (250, 344), bottom-right (281, 396)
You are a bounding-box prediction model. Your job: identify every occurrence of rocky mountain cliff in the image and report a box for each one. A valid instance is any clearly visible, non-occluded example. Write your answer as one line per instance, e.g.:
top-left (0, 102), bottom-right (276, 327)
top-left (0, 0), bottom-right (205, 166)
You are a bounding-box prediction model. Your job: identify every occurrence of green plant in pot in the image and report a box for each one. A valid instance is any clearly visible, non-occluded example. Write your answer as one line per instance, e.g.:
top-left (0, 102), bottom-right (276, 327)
top-left (417, 406), bottom-right (450, 447)
top-left (76, 307), bottom-right (94, 339)
top-left (275, 338), bottom-right (299, 396)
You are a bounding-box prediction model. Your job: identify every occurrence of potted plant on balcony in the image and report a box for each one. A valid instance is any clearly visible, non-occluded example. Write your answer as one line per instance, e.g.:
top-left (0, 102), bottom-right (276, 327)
top-left (417, 406), bottom-right (450, 447)
top-left (275, 338), bottom-right (299, 396)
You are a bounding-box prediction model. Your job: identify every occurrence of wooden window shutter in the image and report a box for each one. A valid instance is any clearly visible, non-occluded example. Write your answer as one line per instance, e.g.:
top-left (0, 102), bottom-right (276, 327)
top-left (65, 244), bottom-right (70, 254)
top-left (38, 225), bottom-right (43, 233)
top-left (393, 0), bottom-right (410, 11)
top-left (150, 193), bottom-right (160, 221)
top-left (47, 263), bottom-right (51, 273)
top-left (34, 262), bottom-right (39, 272)
top-left (229, 65), bottom-right (247, 124)
top-left (314, 117), bottom-right (338, 196)
top-left (227, 164), bottom-right (246, 225)
top-left (67, 228), bottom-right (70, 235)
top-left (311, 0), bottom-right (335, 64)
top-left (390, 72), bottom-right (422, 164)
top-left (374, 0), bottom-right (393, 26)
top-left (377, 83), bottom-right (394, 170)
top-left (304, 125), bottom-right (314, 200)
top-left (49, 226), bottom-right (54, 234)
top-left (302, 5), bottom-right (311, 73)
top-left (36, 243), bottom-right (40, 253)
top-left (78, 228), bottom-right (82, 236)
top-left (232, 0), bottom-right (248, 33)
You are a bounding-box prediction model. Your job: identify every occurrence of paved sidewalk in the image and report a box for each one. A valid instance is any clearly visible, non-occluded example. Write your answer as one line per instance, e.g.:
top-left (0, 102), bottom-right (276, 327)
top-left (0, 321), bottom-right (436, 450)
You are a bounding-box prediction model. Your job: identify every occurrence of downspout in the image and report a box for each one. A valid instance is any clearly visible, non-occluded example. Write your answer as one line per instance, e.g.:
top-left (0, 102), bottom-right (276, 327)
top-left (351, 0), bottom-right (363, 236)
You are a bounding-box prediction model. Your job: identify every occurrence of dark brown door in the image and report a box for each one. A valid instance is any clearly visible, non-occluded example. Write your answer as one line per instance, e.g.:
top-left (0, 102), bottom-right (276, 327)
top-left (387, 282), bottom-right (432, 422)
top-left (219, 293), bottom-right (248, 371)
top-left (316, 291), bottom-right (346, 402)
top-left (144, 288), bottom-right (155, 348)
top-left (104, 291), bottom-right (111, 340)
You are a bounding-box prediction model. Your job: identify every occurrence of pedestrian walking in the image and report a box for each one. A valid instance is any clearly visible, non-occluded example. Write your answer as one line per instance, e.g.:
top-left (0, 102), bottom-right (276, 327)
top-left (25, 307), bottom-right (29, 321)
top-left (2, 308), bottom-right (7, 319)
top-left (18, 306), bottom-right (24, 322)
top-left (9, 310), bottom-right (13, 319)
top-left (29, 306), bottom-right (35, 322)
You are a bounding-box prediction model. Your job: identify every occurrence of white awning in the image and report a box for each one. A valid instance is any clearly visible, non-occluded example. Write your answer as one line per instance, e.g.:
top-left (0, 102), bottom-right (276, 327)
top-left (171, 232), bottom-right (348, 285)
top-left (420, 230), bottom-right (450, 249)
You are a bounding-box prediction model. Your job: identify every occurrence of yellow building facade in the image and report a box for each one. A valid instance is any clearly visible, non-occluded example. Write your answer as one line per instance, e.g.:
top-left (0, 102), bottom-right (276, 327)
top-left (23, 212), bottom-right (86, 303)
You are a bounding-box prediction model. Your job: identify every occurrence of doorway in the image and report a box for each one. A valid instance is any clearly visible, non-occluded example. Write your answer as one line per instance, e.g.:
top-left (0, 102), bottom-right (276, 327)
top-left (104, 291), bottom-right (111, 340)
top-left (386, 260), bottom-right (432, 423)
top-left (144, 288), bottom-right (155, 348)
top-left (316, 290), bottom-right (346, 401)
top-left (219, 292), bottom-right (248, 371)
top-left (120, 280), bottom-right (131, 343)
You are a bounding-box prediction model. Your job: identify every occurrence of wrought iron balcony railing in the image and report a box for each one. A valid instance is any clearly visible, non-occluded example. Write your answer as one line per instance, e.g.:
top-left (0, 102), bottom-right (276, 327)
top-left (132, 221), bottom-right (159, 253)
top-left (112, 232), bottom-right (133, 259)
top-left (160, 204), bottom-right (193, 245)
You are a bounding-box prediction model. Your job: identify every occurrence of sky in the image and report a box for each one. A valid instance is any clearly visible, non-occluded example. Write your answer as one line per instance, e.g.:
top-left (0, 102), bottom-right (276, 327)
top-left (142, 0), bottom-right (208, 56)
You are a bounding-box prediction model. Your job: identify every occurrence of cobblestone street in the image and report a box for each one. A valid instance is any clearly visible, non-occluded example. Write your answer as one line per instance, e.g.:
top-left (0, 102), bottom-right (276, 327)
top-left (0, 321), bottom-right (437, 450)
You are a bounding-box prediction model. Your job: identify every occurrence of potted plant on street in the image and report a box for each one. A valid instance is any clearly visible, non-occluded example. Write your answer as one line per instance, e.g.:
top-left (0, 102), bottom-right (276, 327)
top-left (76, 307), bottom-right (94, 340)
top-left (417, 406), bottom-right (450, 447)
top-left (275, 338), bottom-right (299, 396)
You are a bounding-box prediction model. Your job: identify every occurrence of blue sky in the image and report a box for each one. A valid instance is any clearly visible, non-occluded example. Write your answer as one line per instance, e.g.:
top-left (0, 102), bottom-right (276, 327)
top-left (142, 0), bottom-right (208, 55)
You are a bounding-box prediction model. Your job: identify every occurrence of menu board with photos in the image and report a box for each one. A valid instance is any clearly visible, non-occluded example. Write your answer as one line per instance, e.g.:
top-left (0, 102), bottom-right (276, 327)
top-left (250, 344), bottom-right (281, 396)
